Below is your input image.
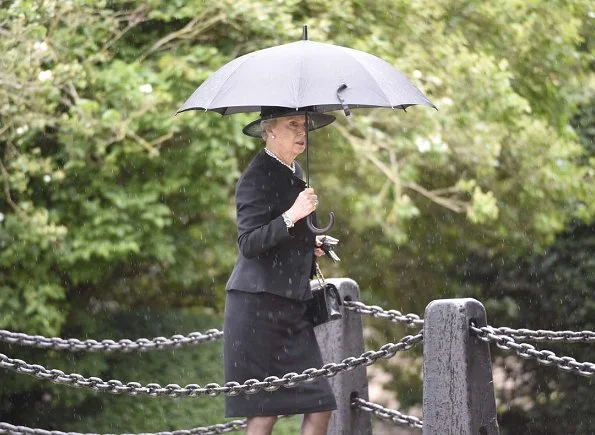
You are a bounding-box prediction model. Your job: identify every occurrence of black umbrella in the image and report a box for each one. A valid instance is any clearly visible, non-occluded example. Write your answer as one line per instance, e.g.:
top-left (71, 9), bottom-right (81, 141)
top-left (177, 26), bottom-right (435, 234)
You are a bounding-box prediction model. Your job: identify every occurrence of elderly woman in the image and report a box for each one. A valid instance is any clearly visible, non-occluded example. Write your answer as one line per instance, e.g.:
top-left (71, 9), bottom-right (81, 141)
top-left (224, 106), bottom-right (337, 435)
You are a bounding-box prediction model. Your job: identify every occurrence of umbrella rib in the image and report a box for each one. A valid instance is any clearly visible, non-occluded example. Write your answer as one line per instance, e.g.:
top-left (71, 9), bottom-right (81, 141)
top-left (297, 41), bottom-right (306, 109)
top-left (205, 53), bottom-right (257, 111)
top-left (339, 49), bottom-right (395, 108)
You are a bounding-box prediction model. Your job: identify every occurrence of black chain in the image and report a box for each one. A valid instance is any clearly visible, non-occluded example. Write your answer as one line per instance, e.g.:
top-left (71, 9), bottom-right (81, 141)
top-left (5, 303), bottom-right (590, 354)
top-left (343, 301), bottom-right (424, 326)
top-left (0, 333), bottom-right (423, 397)
top-left (491, 327), bottom-right (595, 343)
top-left (0, 419), bottom-right (247, 435)
top-left (0, 415), bottom-right (296, 435)
top-left (345, 301), bottom-right (595, 344)
top-left (0, 329), bottom-right (223, 352)
top-left (352, 397), bottom-right (423, 429)
top-left (470, 325), bottom-right (594, 377)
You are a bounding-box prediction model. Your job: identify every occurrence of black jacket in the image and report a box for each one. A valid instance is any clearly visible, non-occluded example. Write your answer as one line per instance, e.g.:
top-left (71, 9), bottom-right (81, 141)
top-left (226, 149), bottom-right (316, 300)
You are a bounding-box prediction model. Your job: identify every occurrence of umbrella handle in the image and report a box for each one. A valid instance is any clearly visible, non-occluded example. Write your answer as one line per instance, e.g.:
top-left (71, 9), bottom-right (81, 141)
top-left (307, 212), bottom-right (335, 235)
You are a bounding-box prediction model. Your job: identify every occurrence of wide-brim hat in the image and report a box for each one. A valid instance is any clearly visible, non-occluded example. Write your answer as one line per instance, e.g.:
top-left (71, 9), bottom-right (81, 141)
top-left (242, 106), bottom-right (336, 138)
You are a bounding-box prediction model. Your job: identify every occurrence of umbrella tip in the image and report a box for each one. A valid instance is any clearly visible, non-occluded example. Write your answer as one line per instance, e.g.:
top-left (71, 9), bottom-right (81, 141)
top-left (302, 25), bottom-right (308, 40)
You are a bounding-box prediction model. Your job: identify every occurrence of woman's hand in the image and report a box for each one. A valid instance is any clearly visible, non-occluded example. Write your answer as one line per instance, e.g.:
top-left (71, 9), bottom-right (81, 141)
top-left (286, 187), bottom-right (317, 223)
top-left (314, 237), bottom-right (325, 257)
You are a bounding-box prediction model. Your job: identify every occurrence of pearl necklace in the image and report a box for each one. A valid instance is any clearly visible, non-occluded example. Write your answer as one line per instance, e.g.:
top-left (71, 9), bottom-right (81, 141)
top-left (264, 147), bottom-right (295, 173)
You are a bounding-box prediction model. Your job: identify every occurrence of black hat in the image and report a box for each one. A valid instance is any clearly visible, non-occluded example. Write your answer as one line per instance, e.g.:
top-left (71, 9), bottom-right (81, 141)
top-left (242, 106), bottom-right (336, 138)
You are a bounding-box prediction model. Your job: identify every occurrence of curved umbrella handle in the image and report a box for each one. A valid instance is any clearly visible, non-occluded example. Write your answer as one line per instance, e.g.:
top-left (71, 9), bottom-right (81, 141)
top-left (307, 212), bottom-right (335, 235)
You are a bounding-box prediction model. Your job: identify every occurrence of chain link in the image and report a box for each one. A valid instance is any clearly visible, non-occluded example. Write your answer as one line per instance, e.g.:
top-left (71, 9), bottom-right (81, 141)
top-left (0, 329), bottom-right (223, 352)
top-left (0, 419), bottom-right (248, 435)
top-left (491, 327), bottom-right (595, 343)
top-left (352, 397), bottom-right (423, 429)
top-left (0, 333), bottom-right (423, 397)
top-left (6, 304), bottom-right (589, 356)
top-left (343, 301), bottom-right (424, 326)
top-left (470, 325), bottom-right (595, 377)
top-left (0, 416), bottom-right (295, 435)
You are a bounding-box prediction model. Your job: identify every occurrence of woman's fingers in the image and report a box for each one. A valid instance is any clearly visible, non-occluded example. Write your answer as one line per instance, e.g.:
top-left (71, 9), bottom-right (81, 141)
top-left (290, 188), bottom-right (319, 221)
top-left (301, 189), bottom-right (318, 211)
top-left (305, 190), bottom-right (317, 209)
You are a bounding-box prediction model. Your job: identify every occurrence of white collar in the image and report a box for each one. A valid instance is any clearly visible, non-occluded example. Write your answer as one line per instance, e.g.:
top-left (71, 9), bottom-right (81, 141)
top-left (264, 147), bottom-right (296, 173)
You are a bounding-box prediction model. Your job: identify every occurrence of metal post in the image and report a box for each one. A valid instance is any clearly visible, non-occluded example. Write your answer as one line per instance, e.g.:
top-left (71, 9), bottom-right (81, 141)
top-left (422, 298), bottom-right (499, 435)
top-left (314, 278), bottom-right (372, 435)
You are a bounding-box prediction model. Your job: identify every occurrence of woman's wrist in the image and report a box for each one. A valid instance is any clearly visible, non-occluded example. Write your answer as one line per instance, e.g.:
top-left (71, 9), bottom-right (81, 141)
top-left (282, 211), bottom-right (294, 228)
top-left (285, 208), bottom-right (299, 223)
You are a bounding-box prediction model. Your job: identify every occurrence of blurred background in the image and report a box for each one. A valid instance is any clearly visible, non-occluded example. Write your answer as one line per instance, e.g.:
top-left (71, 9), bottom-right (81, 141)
top-left (0, 0), bottom-right (593, 433)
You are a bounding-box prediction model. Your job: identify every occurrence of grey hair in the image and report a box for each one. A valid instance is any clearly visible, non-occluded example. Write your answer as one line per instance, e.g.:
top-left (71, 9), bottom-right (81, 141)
top-left (260, 118), bottom-right (278, 142)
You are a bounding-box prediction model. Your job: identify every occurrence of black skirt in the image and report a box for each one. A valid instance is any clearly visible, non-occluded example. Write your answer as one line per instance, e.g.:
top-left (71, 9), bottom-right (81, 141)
top-left (223, 290), bottom-right (337, 417)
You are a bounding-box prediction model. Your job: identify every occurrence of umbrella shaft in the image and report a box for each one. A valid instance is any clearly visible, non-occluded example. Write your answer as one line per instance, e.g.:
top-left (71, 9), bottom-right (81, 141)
top-left (305, 111), bottom-right (310, 186)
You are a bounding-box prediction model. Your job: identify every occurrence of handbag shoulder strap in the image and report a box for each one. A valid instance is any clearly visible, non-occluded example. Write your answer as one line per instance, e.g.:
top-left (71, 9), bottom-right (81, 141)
top-left (316, 263), bottom-right (342, 306)
top-left (315, 262), bottom-right (326, 288)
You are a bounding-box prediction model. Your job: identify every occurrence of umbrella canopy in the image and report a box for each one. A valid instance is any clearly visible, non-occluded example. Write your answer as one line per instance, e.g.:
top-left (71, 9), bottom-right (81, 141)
top-left (177, 40), bottom-right (435, 116)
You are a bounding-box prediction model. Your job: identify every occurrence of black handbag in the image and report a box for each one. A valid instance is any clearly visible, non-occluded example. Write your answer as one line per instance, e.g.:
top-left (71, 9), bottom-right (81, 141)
top-left (307, 263), bottom-right (343, 327)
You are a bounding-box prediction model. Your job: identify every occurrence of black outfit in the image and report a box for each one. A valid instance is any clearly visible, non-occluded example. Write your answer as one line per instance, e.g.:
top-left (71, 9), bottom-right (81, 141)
top-left (224, 149), bottom-right (337, 417)
top-left (226, 150), bottom-right (317, 300)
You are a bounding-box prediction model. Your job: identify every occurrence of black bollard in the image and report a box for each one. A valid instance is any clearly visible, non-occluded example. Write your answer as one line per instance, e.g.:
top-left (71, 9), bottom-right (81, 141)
top-left (313, 278), bottom-right (373, 435)
top-left (423, 298), bottom-right (500, 435)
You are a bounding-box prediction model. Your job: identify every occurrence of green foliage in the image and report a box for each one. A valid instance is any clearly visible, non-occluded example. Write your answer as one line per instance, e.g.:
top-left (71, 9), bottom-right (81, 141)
top-left (465, 223), bottom-right (595, 434)
top-left (0, 309), bottom-right (222, 429)
top-left (0, 308), bottom-right (305, 432)
top-left (326, 0), bottom-right (594, 251)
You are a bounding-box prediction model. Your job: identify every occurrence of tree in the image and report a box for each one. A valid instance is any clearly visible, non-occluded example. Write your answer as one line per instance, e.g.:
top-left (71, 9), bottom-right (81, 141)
top-left (460, 222), bottom-right (595, 434)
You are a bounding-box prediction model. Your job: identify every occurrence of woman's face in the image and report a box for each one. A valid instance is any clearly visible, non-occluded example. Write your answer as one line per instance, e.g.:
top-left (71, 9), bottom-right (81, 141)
top-left (268, 115), bottom-right (307, 156)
